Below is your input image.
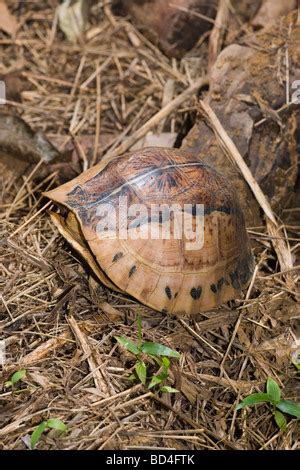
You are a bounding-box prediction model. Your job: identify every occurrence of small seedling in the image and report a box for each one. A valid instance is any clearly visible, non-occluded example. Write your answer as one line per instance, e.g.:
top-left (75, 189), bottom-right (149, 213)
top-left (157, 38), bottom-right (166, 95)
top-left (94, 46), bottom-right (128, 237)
top-left (5, 369), bottom-right (26, 388)
top-left (292, 360), bottom-right (300, 372)
top-left (291, 349), bottom-right (300, 372)
top-left (115, 316), bottom-right (180, 393)
top-left (30, 418), bottom-right (68, 449)
top-left (237, 377), bottom-right (300, 431)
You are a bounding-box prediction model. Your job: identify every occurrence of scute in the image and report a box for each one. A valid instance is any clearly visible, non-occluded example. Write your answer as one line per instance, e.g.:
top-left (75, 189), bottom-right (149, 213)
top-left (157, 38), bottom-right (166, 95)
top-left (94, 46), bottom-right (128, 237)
top-left (44, 147), bottom-right (254, 315)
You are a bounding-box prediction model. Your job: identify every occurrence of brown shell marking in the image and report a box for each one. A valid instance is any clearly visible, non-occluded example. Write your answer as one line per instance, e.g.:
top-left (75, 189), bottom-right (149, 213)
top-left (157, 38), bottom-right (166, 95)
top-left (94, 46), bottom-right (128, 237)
top-left (44, 147), bottom-right (254, 314)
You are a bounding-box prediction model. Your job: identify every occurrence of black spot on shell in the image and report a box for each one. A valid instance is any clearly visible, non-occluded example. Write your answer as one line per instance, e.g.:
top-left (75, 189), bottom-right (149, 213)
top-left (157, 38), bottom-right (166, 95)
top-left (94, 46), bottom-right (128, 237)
top-left (217, 277), bottom-right (225, 290)
top-left (174, 292), bottom-right (178, 298)
top-left (165, 286), bottom-right (172, 300)
top-left (210, 284), bottom-right (217, 294)
top-left (112, 252), bottom-right (123, 263)
top-left (230, 271), bottom-right (241, 290)
top-left (190, 286), bottom-right (202, 300)
top-left (128, 265), bottom-right (137, 278)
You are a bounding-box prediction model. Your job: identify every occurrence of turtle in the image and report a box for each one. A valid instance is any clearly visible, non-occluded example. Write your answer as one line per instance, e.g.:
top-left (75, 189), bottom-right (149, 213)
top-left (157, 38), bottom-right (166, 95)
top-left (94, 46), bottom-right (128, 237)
top-left (44, 147), bottom-right (254, 315)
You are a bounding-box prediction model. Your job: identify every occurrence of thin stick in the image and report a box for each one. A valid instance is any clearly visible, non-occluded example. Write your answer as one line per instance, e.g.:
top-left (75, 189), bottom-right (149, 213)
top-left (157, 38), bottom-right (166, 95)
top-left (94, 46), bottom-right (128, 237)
top-left (208, 0), bottom-right (230, 69)
top-left (19, 330), bottom-right (73, 366)
top-left (103, 76), bottom-right (208, 161)
top-left (8, 201), bottom-right (51, 238)
top-left (169, 3), bottom-right (217, 27)
top-left (91, 60), bottom-right (101, 167)
top-left (68, 316), bottom-right (110, 396)
top-left (70, 131), bottom-right (89, 171)
top-left (180, 319), bottom-right (223, 357)
top-left (266, 219), bottom-right (294, 289)
top-left (6, 159), bottom-right (45, 219)
top-left (103, 0), bottom-right (117, 27)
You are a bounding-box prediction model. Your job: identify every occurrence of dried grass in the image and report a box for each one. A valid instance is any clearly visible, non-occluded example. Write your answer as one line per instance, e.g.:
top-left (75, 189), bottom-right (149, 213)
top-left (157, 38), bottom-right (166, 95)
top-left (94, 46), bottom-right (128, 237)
top-left (0, 0), bottom-right (299, 450)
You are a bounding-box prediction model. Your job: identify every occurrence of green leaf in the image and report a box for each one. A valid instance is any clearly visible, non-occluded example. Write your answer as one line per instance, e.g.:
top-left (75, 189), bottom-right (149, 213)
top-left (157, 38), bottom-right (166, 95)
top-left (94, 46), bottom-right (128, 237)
top-left (148, 375), bottom-right (163, 389)
top-left (31, 421), bottom-right (47, 449)
top-left (274, 410), bottom-right (287, 431)
top-left (141, 342), bottom-right (180, 358)
top-left (266, 377), bottom-right (281, 403)
top-left (47, 418), bottom-right (67, 432)
top-left (276, 400), bottom-right (300, 418)
top-left (156, 369), bottom-right (169, 382)
top-left (5, 369), bottom-right (26, 388)
top-left (11, 369), bottom-right (26, 385)
top-left (161, 356), bottom-right (170, 369)
top-left (291, 359), bottom-right (300, 371)
top-left (236, 393), bottom-right (270, 410)
top-left (127, 373), bottom-right (136, 382)
top-left (135, 361), bottom-right (147, 385)
top-left (115, 336), bottom-right (139, 355)
top-left (160, 386), bottom-right (179, 393)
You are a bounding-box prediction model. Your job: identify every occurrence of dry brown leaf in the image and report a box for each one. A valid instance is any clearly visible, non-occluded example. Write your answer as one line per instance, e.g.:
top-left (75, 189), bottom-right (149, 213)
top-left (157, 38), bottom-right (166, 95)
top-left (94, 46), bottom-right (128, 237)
top-left (99, 301), bottom-right (124, 320)
top-left (255, 330), bottom-right (295, 357)
top-left (252, 0), bottom-right (297, 27)
top-left (57, 0), bottom-right (90, 42)
top-left (131, 132), bottom-right (177, 150)
top-left (0, 1), bottom-right (18, 36)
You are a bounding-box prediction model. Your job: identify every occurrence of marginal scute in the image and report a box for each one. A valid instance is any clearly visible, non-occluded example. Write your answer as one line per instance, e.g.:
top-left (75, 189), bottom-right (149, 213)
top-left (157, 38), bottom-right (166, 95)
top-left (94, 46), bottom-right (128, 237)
top-left (44, 147), bottom-right (254, 315)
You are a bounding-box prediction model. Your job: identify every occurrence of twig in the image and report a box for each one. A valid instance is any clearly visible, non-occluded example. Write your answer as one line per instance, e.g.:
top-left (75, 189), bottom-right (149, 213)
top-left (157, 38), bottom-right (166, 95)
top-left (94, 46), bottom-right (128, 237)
top-left (266, 219), bottom-right (295, 290)
top-left (219, 264), bottom-right (259, 370)
top-left (208, 0), bottom-right (230, 69)
top-left (103, 76), bottom-right (208, 161)
top-left (150, 393), bottom-right (238, 450)
top-left (6, 159), bottom-right (45, 219)
top-left (91, 60), bottom-right (101, 167)
top-left (70, 131), bottom-right (89, 171)
top-left (8, 201), bottom-right (51, 238)
top-left (19, 330), bottom-right (73, 366)
top-left (103, 0), bottom-right (117, 27)
top-left (180, 319), bottom-right (223, 357)
top-left (68, 315), bottom-right (110, 396)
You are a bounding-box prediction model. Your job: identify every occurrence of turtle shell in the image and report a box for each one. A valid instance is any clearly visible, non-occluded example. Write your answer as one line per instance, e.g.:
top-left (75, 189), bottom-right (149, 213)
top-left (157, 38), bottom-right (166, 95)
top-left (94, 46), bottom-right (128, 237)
top-left (44, 147), bottom-right (254, 315)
